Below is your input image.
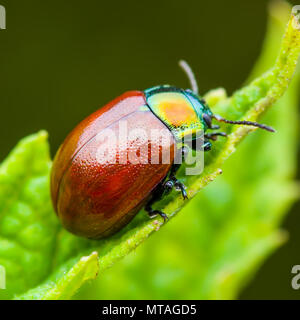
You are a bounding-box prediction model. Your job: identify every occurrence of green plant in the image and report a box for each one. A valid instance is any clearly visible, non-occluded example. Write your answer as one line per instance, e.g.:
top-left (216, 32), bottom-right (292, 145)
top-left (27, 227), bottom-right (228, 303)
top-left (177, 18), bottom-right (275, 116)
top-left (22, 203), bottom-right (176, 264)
top-left (0, 1), bottom-right (299, 300)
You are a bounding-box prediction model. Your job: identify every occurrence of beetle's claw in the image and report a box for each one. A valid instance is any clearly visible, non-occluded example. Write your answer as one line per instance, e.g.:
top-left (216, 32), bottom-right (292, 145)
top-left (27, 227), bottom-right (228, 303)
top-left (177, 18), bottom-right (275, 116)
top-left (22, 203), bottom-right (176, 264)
top-left (166, 173), bottom-right (188, 200)
top-left (182, 189), bottom-right (188, 200)
top-left (149, 210), bottom-right (168, 222)
top-left (174, 181), bottom-right (188, 200)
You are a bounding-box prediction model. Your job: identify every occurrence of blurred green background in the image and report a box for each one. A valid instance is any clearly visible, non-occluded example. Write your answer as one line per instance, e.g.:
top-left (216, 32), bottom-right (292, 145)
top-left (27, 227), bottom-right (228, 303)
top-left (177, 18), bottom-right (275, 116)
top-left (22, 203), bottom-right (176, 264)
top-left (0, 0), bottom-right (299, 299)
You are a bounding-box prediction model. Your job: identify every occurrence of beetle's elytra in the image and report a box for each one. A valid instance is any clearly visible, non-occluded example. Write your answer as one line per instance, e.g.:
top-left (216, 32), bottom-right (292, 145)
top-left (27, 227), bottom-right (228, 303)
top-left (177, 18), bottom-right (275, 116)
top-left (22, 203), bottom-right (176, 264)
top-left (51, 62), bottom-right (275, 239)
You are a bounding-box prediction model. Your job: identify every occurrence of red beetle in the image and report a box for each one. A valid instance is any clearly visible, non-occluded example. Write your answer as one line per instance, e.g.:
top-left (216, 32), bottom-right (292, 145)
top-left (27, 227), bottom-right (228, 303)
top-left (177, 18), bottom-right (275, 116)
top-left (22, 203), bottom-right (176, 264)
top-left (51, 62), bottom-right (274, 239)
top-left (51, 90), bottom-right (179, 238)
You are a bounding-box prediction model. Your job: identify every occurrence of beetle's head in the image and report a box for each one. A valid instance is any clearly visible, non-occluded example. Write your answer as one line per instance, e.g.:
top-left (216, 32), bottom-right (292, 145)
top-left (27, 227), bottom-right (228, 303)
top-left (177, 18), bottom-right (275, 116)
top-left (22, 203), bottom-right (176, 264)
top-left (179, 60), bottom-right (275, 138)
top-left (145, 61), bottom-right (275, 148)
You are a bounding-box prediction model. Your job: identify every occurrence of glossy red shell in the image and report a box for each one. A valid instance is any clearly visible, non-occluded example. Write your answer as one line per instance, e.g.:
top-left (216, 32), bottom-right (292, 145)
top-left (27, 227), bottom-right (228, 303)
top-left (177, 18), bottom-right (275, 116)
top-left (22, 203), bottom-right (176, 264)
top-left (51, 91), bottom-right (175, 239)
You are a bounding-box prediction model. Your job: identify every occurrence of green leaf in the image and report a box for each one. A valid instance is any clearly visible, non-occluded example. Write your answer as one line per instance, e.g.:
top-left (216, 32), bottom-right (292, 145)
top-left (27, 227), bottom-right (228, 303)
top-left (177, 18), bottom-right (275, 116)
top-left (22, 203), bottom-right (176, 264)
top-left (16, 251), bottom-right (99, 300)
top-left (0, 1), bottom-right (299, 300)
top-left (0, 131), bottom-right (59, 299)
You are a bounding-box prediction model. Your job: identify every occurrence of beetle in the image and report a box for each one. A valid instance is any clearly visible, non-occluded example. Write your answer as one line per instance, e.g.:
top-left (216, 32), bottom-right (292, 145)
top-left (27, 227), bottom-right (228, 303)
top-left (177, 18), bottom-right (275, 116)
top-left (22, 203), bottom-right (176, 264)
top-left (50, 61), bottom-right (274, 239)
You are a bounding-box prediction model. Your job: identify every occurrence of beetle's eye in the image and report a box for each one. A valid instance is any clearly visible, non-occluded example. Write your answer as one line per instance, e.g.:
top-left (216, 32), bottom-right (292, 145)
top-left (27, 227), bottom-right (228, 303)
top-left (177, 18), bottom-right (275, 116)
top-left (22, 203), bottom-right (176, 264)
top-left (203, 113), bottom-right (212, 128)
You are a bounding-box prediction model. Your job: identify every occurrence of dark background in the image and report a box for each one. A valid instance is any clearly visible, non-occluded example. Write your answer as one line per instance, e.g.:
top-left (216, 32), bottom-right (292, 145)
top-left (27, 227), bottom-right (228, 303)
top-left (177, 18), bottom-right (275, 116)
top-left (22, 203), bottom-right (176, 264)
top-left (0, 0), bottom-right (299, 299)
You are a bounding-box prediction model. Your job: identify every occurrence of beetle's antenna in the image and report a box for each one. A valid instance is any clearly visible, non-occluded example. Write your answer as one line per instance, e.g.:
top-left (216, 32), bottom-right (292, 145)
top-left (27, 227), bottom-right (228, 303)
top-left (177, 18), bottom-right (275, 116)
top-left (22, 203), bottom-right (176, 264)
top-left (179, 60), bottom-right (199, 95)
top-left (212, 114), bottom-right (276, 132)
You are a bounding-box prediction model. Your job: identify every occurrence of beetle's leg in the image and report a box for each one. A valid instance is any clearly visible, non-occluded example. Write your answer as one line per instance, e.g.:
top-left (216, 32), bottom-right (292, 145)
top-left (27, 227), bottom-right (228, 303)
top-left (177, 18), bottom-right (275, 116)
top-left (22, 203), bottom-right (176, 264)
top-left (146, 207), bottom-right (168, 222)
top-left (164, 147), bottom-right (188, 199)
top-left (145, 185), bottom-right (168, 222)
top-left (162, 176), bottom-right (188, 200)
top-left (203, 140), bottom-right (212, 151)
top-left (168, 169), bottom-right (188, 199)
top-left (173, 179), bottom-right (188, 199)
top-left (192, 138), bottom-right (212, 151)
top-left (145, 146), bottom-right (188, 219)
top-left (163, 175), bottom-right (188, 199)
top-left (205, 132), bottom-right (227, 141)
